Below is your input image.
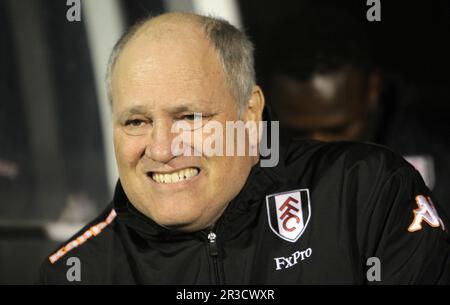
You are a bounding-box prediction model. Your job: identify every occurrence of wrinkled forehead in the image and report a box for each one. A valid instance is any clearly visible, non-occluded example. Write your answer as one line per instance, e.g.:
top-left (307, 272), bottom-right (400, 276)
top-left (111, 22), bottom-right (228, 112)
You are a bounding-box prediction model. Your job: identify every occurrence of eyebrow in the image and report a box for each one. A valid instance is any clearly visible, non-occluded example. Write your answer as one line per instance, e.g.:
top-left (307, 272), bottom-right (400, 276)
top-left (117, 105), bottom-right (150, 122)
top-left (166, 103), bottom-right (206, 115)
top-left (126, 105), bottom-right (149, 115)
top-left (118, 101), bottom-right (212, 119)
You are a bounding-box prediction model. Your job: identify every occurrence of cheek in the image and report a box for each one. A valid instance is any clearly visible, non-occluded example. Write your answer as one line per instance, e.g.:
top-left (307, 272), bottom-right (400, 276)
top-left (208, 156), bottom-right (243, 185)
top-left (114, 131), bottom-right (146, 167)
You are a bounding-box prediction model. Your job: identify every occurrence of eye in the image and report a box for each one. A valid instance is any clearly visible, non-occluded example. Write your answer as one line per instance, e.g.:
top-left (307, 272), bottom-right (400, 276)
top-left (182, 113), bottom-right (203, 121)
top-left (125, 119), bottom-right (145, 127)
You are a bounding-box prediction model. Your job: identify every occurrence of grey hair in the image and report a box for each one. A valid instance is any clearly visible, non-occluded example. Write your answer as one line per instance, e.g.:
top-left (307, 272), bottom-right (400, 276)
top-left (105, 13), bottom-right (256, 116)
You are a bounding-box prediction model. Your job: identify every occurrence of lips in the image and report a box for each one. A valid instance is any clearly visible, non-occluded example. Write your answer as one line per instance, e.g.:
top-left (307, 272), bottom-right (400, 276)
top-left (148, 167), bottom-right (200, 184)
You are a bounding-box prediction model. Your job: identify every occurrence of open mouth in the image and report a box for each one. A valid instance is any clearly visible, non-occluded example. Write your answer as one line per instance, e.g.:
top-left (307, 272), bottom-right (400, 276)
top-left (147, 167), bottom-right (201, 184)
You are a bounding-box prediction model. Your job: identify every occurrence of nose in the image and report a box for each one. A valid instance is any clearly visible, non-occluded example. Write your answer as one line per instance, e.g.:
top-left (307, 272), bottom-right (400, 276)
top-left (144, 120), bottom-right (176, 163)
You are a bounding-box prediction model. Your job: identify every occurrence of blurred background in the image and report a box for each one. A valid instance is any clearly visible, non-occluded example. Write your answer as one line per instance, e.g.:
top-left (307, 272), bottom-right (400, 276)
top-left (0, 0), bottom-right (449, 284)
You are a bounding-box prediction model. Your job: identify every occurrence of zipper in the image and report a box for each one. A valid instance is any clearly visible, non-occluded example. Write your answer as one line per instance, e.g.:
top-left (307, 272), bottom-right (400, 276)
top-left (206, 230), bottom-right (223, 284)
top-left (208, 231), bottom-right (219, 256)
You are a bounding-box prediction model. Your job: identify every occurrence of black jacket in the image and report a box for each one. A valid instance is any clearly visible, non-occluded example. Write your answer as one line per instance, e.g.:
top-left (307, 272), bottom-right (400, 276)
top-left (38, 140), bottom-right (450, 284)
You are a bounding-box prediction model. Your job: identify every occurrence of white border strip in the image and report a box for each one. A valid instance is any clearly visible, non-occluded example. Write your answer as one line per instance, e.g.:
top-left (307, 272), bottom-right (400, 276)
top-left (192, 0), bottom-right (242, 29)
top-left (165, 0), bottom-right (242, 29)
top-left (83, 0), bottom-right (124, 192)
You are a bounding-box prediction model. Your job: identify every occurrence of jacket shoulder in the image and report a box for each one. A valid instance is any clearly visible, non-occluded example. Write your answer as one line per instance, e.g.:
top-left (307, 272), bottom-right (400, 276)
top-left (37, 204), bottom-right (117, 284)
top-left (283, 139), bottom-right (412, 177)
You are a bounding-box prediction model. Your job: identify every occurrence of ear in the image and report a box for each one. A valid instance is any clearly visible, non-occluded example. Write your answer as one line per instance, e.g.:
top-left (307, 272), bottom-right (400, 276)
top-left (243, 86), bottom-right (265, 153)
top-left (243, 85), bottom-right (265, 123)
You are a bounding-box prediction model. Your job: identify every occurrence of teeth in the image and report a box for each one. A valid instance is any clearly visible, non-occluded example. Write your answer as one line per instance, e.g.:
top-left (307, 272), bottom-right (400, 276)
top-left (164, 174), bottom-right (172, 183)
top-left (151, 168), bottom-right (199, 184)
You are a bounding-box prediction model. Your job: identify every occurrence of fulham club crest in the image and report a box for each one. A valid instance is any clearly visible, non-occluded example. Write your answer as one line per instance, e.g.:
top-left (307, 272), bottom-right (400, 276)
top-left (266, 189), bottom-right (311, 243)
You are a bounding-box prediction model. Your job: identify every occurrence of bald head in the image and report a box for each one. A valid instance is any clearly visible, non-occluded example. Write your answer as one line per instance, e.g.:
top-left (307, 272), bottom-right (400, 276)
top-left (123, 12), bottom-right (208, 50)
top-left (134, 11), bottom-right (205, 33)
top-left (111, 14), bottom-right (227, 114)
top-left (106, 12), bottom-right (256, 115)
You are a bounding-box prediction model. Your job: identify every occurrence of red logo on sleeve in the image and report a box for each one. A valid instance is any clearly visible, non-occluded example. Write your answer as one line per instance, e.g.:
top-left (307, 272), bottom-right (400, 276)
top-left (408, 195), bottom-right (445, 232)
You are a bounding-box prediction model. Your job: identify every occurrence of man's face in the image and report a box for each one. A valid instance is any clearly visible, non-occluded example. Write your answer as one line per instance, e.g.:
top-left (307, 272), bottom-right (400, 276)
top-left (111, 23), bottom-right (258, 232)
top-left (270, 66), bottom-right (375, 141)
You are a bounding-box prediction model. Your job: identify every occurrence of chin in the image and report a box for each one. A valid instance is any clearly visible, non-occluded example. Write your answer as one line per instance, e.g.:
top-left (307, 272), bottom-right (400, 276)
top-left (162, 222), bottom-right (203, 232)
top-left (156, 216), bottom-right (205, 232)
top-left (152, 207), bottom-right (202, 229)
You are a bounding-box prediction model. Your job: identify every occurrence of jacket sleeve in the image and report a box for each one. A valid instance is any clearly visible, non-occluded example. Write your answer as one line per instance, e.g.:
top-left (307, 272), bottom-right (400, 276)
top-left (359, 163), bottom-right (450, 284)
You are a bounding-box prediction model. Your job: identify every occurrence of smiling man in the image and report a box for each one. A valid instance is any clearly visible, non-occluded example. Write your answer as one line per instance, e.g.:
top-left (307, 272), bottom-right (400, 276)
top-left (110, 13), bottom-right (263, 233)
top-left (38, 12), bottom-right (450, 285)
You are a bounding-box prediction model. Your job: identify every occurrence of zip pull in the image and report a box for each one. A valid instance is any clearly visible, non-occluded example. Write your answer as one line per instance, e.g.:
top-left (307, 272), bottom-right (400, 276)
top-left (207, 231), bottom-right (219, 256)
